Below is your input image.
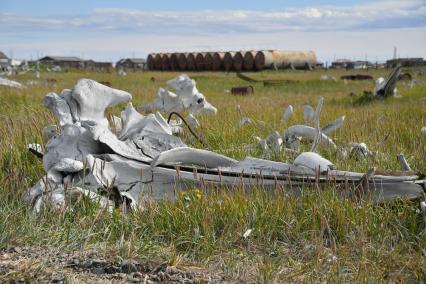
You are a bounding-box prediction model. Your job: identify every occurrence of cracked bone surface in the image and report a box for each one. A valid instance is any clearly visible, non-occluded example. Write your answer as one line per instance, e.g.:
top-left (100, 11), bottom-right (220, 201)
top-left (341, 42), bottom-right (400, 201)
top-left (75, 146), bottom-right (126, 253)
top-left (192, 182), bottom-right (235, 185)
top-left (26, 78), bottom-right (425, 212)
top-left (140, 74), bottom-right (217, 118)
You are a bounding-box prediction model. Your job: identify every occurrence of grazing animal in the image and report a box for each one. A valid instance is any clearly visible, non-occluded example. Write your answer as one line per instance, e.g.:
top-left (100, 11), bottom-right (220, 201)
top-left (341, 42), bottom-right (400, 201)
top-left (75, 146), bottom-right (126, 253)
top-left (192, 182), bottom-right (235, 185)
top-left (231, 85), bottom-right (254, 96)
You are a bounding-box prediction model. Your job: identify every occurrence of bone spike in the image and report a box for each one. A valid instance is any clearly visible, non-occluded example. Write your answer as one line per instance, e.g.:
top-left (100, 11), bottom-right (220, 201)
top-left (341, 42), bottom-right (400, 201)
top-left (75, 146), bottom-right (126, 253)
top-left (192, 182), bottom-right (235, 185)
top-left (151, 147), bottom-right (238, 168)
top-left (397, 154), bottom-right (412, 172)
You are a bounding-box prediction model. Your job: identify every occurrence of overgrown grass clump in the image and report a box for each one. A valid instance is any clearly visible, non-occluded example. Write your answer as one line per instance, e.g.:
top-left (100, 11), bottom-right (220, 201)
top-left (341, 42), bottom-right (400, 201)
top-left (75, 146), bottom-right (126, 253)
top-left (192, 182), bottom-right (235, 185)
top-left (0, 69), bottom-right (425, 282)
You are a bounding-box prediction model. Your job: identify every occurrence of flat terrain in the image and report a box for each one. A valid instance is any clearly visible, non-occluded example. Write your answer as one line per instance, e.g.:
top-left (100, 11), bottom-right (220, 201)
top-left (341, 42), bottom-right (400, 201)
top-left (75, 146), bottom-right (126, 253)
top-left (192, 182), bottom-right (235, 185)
top-left (1, 68), bottom-right (425, 283)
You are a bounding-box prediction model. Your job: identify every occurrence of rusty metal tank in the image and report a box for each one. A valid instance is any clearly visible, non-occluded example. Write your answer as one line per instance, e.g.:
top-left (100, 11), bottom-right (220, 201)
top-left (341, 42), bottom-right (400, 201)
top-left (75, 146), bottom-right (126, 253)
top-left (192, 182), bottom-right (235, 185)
top-left (169, 53), bottom-right (180, 70)
top-left (232, 51), bottom-right (244, 72)
top-left (243, 51), bottom-right (257, 71)
top-left (178, 53), bottom-right (188, 70)
top-left (186, 53), bottom-right (196, 70)
top-left (147, 53), bottom-right (156, 70)
top-left (161, 53), bottom-right (170, 71)
top-left (254, 50), bottom-right (317, 70)
top-left (195, 52), bottom-right (207, 70)
top-left (223, 52), bottom-right (235, 72)
top-left (204, 53), bottom-right (214, 70)
top-left (212, 52), bottom-right (225, 71)
top-left (154, 53), bottom-right (163, 70)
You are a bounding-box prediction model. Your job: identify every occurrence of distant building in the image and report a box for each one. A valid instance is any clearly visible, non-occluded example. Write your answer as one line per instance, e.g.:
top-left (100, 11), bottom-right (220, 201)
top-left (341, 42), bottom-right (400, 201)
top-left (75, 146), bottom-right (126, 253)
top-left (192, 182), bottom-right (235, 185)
top-left (0, 51), bottom-right (11, 71)
top-left (386, 58), bottom-right (424, 68)
top-left (84, 60), bottom-right (113, 72)
top-left (38, 56), bottom-right (85, 69)
top-left (330, 59), bottom-right (353, 69)
top-left (116, 58), bottom-right (147, 71)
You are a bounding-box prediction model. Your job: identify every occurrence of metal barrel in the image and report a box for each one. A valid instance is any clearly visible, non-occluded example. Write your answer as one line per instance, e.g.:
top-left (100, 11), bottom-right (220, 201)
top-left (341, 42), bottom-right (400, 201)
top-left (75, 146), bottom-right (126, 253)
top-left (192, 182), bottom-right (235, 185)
top-left (147, 53), bottom-right (156, 70)
top-left (223, 52), bottom-right (235, 72)
top-left (243, 51), bottom-right (256, 71)
top-left (178, 53), bottom-right (188, 70)
top-left (154, 53), bottom-right (163, 70)
top-left (169, 53), bottom-right (180, 70)
top-left (255, 50), bottom-right (317, 70)
top-left (204, 53), bottom-right (213, 70)
top-left (212, 52), bottom-right (225, 71)
top-left (186, 53), bottom-right (196, 70)
top-left (232, 51), bottom-right (244, 72)
top-left (195, 52), bottom-right (206, 70)
top-left (161, 53), bottom-right (170, 71)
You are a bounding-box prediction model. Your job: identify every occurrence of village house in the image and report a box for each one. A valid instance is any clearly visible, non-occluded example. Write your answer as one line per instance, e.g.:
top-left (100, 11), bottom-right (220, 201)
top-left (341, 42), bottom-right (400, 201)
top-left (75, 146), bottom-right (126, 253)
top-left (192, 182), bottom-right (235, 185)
top-left (84, 60), bottom-right (113, 72)
top-left (38, 56), bottom-right (85, 69)
top-left (386, 58), bottom-right (425, 68)
top-left (0, 51), bottom-right (11, 71)
top-left (116, 58), bottom-right (147, 72)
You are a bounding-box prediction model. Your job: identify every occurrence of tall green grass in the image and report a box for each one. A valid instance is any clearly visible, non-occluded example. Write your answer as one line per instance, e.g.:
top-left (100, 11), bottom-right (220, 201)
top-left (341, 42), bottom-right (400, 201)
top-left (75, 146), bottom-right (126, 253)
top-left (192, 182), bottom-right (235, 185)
top-left (0, 69), bottom-right (425, 282)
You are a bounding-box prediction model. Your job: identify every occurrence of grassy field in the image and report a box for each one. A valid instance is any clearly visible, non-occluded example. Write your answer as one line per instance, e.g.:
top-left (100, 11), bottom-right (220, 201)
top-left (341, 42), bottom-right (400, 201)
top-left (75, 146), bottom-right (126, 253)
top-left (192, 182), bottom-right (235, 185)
top-left (1, 68), bottom-right (426, 282)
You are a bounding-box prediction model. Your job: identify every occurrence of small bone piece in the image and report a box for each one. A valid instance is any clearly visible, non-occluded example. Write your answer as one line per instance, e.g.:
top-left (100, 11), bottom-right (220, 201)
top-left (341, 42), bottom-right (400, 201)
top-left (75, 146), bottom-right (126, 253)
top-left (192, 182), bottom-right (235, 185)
top-left (293, 152), bottom-right (335, 173)
top-left (303, 105), bottom-right (314, 125)
top-left (281, 105), bottom-right (293, 123)
top-left (397, 154), bottom-right (412, 171)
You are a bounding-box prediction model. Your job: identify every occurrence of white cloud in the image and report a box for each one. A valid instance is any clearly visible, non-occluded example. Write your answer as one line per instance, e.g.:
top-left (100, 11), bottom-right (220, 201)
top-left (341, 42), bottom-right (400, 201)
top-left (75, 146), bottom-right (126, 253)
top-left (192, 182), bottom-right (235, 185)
top-left (1, 0), bottom-right (425, 33)
top-left (0, 0), bottom-right (425, 61)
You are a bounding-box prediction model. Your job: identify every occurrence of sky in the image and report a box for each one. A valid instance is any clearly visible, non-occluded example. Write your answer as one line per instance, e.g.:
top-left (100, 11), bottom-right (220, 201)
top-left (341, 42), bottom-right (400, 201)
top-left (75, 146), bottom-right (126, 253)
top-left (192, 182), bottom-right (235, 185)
top-left (1, 0), bottom-right (425, 63)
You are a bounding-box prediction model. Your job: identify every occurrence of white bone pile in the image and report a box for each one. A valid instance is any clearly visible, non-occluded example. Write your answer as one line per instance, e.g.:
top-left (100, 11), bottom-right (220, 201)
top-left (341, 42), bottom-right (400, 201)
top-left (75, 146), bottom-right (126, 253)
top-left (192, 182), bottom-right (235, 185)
top-left (25, 77), bottom-right (425, 212)
top-left (140, 74), bottom-right (217, 128)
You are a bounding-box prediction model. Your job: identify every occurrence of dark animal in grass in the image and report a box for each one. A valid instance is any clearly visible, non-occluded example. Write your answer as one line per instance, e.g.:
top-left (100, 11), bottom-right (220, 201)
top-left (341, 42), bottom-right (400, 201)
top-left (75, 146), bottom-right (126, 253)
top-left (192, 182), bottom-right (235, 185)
top-left (231, 85), bottom-right (254, 96)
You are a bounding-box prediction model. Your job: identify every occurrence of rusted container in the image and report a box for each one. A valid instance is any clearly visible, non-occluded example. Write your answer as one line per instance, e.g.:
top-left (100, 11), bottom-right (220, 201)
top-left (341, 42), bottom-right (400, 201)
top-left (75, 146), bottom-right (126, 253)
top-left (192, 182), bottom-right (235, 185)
top-left (223, 52), bottom-right (235, 72)
top-left (232, 51), bottom-right (244, 72)
top-left (254, 50), bottom-right (317, 70)
top-left (243, 51), bottom-right (256, 71)
top-left (231, 85), bottom-right (254, 96)
top-left (178, 53), bottom-right (188, 70)
top-left (161, 53), bottom-right (170, 71)
top-left (154, 53), bottom-right (163, 70)
top-left (212, 52), bottom-right (225, 71)
top-left (195, 52), bottom-right (207, 70)
top-left (147, 53), bottom-right (156, 70)
top-left (169, 53), bottom-right (180, 70)
top-left (186, 53), bottom-right (196, 70)
top-left (204, 53), bottom-right (213, 70)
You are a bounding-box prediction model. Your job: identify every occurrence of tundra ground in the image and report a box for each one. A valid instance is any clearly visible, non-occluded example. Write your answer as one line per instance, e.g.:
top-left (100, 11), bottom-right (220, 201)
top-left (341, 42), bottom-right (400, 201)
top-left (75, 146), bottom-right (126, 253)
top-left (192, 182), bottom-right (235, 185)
top-left (1, 69), bottom-right (426, 283)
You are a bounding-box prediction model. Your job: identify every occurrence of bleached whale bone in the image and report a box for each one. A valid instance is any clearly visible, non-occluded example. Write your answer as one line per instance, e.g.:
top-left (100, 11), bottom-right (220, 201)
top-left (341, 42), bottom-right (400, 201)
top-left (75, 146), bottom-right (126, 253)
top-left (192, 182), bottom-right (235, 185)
top-left (140, 74), bottom-right (217, 117)
top-left (72, 79), bottom-right (132, 125)
top-left (293, 152), bottom-right (335, 173)
top-left (151, 147), bottom-right (238, 168)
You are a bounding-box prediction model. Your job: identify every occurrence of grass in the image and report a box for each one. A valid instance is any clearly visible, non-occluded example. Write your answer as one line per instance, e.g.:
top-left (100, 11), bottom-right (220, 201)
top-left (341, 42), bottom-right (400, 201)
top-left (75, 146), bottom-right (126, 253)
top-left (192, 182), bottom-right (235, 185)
top-left (1, 68), bottom-right (426, 282)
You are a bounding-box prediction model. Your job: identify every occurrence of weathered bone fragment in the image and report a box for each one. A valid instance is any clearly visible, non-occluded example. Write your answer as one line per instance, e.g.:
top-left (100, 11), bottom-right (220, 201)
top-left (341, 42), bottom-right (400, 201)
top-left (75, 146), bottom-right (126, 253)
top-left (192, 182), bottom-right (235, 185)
top-left (140, 74), bottom-right (217, 117)
top-left (42, 125), bottom-right (58, 144)
top-left (284, 125), bottom-right (337, 150)
top-left (374, 65), bottom-right (401, 98)
top-left (240, 117), bottom-right (252, 126)
top-left (310, 96), bottom-right (323, 152)
top-left (25, 78), bottom-right (426, 212)
top-left (72, 79), bottom-right (132, 126)
top-left (303, 105), bottom-right (314, 125)
top-left (43, 93), bottom-right (73, 126)
top-left (0, 77), bottom-right (25, 88)
top-left (321, 115), bottom-right (345, 135)
top-left (293, 152), bottom-right (335, 173)
top-left (151, 147), bottom-right (238, 168)
top-left (281, 105), bottom-right (293, 123)
top-left (266, 131), bottom-right (283, 152)
top-left (320, 75), bottom-right (337, 82)
top-left (397, 154), bottom-right (412, 171)
top-left (348, 143), bottom-right (373, 159)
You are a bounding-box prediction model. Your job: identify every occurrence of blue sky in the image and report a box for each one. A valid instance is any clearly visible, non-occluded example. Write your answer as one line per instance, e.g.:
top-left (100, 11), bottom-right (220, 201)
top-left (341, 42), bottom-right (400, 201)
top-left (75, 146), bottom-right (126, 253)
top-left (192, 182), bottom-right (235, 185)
top-left (1, 0), bottom-right (425, 63)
